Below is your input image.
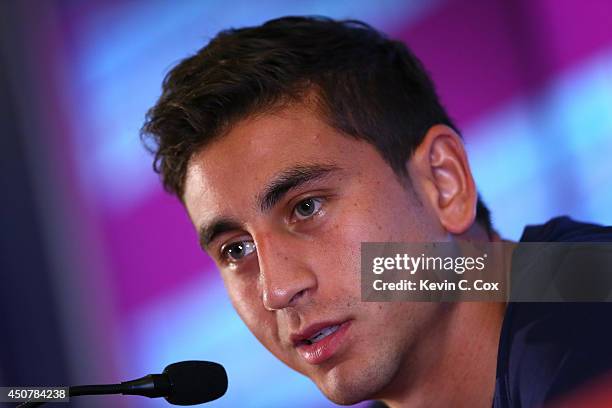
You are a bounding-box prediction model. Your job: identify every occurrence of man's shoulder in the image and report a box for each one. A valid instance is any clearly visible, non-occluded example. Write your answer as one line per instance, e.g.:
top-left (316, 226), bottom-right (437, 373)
top-left (496, 302), bottom-right (612, 407)
top-left (494, 216), bottom-right (612, 407)
top-left (519, 215), bottom-right (612, 242)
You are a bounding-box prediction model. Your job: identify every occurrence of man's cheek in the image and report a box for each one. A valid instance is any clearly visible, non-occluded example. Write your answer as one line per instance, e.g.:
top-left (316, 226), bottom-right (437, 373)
top-left (334, 205), bottom-right (391, 243)
top-left (226, 280), bottom-right (279, 335)
top-left (227, 284), bottom-right (260, 322)
top-left (234, 301), bottom-right (289, 363)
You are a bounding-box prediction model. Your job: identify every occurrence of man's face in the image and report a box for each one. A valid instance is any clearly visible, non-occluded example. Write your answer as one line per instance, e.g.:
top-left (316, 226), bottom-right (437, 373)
top-left (183, 103), bottom-right (450, 404)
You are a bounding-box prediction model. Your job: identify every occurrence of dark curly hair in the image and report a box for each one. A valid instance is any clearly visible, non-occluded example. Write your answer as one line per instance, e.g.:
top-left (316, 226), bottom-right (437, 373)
top-left (141, 16), bottom-right (493, 234)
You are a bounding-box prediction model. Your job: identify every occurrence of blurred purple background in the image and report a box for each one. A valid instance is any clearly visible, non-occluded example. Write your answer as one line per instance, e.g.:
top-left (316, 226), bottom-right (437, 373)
top-left (1, 0), bottom-right (611, 407)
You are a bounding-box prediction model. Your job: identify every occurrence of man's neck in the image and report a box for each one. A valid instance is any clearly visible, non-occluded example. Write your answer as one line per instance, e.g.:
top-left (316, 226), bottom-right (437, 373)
top-left (381, 222), bottom-right (507, 407)
top-left (381, 301), bottom-right (506, 407)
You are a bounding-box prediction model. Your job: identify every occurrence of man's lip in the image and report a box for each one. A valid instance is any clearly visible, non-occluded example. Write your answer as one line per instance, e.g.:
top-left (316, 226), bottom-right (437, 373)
top-left (294, 321), bottom-right (352, 365)
top-left (290, 320), bottom-right (349, 346)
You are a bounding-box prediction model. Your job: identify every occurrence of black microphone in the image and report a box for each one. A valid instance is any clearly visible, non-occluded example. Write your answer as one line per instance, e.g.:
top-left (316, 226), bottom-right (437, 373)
top-left (17, 360), bottom-right (227, 407)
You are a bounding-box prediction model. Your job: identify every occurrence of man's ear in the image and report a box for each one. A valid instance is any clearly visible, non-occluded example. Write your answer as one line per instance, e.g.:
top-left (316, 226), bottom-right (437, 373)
top-left (409, 125), bottom-right (477, 234)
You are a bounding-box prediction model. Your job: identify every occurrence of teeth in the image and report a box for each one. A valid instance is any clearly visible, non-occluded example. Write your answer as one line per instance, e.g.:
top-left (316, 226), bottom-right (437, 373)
top-left (306, 325), bottom-right (340, 344)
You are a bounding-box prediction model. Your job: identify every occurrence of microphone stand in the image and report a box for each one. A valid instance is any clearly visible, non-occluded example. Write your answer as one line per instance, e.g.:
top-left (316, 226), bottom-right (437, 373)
top-left (17, 384), bottom-right (122, 407)
top-left (17, 375), bottom-right (170, 407)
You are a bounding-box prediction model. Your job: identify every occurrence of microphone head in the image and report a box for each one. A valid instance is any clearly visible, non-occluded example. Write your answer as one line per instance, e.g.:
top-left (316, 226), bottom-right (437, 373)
top-left (163, 360), bottom-right (228, 405)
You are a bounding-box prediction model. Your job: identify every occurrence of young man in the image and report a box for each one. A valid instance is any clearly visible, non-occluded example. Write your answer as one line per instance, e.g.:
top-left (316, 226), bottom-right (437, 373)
top-left (141, 17), bottom-right (612, 407)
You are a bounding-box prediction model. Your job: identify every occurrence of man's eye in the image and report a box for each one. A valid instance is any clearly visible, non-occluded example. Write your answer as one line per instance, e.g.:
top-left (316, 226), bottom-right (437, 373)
top-left (221, 240), bottom-right (256, 262)
top-left (292, 197), bottom-right (323, 221)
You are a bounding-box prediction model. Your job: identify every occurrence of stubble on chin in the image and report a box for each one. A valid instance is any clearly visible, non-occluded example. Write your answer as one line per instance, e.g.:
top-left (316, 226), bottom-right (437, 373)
top-left (316, 348), bottom-right (404, 405)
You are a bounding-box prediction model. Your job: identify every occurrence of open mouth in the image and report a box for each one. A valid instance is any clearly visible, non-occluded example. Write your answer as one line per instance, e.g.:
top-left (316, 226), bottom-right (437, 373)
top-left (301, 324), bottom-right (341, 345)
top-left (292, 321), bottom-right (351, 365)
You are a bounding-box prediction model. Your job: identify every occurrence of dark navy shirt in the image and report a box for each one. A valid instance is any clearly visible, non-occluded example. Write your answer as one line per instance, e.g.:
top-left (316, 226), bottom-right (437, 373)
top-left (370, 217), bottom-right (612, 408)
top-left (493, 217), bottom-right (612, 407)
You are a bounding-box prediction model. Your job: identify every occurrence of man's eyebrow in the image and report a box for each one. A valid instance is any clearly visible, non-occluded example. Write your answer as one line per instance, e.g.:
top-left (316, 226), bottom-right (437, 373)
top-left (258, 163), bottom-right (341, 213)
top-left (199, 218), bottom-right (242, 251)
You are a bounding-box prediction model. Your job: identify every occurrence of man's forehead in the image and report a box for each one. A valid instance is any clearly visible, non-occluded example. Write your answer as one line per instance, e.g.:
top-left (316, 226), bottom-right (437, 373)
top-left (185, 155), bottom-right (344, 215)
top-left (183, 104), bottom-right (367, 200)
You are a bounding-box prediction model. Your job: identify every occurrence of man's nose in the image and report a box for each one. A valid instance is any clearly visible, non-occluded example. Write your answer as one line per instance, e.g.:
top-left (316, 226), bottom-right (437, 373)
top-left (256, 234), bottom-right (317, 311)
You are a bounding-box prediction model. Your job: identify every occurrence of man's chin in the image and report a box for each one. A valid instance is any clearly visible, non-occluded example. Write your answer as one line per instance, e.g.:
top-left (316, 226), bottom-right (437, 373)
top-left (309, 361), bottom-right (390, 406)
top-left (317, 383), bottom-right (369, 406)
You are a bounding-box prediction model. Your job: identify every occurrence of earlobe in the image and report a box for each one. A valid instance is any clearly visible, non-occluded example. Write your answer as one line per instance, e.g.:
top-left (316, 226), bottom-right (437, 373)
top-left (410, 125), bottom-right (477, 234)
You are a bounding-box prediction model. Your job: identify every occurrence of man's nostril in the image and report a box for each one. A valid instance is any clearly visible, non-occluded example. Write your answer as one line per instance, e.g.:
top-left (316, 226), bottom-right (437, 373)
top-left (289, 289), bottom-right (307, 305)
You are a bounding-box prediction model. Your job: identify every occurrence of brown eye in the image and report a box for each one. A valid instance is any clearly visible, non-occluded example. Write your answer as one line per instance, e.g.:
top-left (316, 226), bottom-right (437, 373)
top-left (293, 197), bottom-right (323, 220)
top-left (222, 240), bottom-right (256, 262)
